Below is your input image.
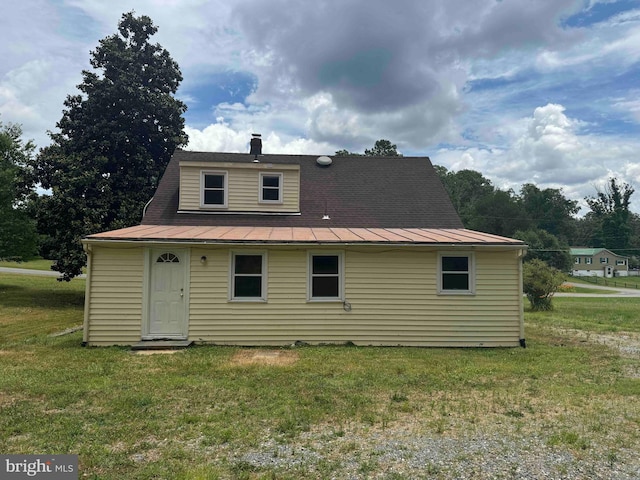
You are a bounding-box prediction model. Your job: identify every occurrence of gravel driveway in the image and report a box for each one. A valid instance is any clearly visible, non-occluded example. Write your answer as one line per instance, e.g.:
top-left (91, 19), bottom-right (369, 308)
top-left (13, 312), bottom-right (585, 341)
top-left (229, 423), bottom-right (639, 479)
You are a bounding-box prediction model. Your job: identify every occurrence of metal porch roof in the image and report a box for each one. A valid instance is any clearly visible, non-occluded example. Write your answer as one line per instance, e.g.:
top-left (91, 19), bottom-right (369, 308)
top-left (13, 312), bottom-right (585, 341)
top-left (85, 225), bottom-right (526, 246)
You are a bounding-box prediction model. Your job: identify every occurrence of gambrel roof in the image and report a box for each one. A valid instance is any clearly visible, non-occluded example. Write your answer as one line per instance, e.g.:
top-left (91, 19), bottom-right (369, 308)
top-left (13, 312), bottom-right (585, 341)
top-left (142, 150), bottom-right (465, 229)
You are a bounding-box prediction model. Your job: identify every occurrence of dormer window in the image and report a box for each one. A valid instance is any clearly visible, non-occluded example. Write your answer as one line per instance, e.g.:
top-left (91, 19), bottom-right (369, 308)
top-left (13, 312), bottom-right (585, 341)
top-left (201, 171), bottom-right (227, 208)
top-left (259, 172), bottom-right (283, 204)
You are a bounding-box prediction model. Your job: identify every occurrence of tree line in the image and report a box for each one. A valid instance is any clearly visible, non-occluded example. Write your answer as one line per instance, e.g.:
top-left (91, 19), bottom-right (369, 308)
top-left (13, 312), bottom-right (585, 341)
top-left (336, 142), bottom-right (639, 271)
top-left (1, 12), bottom-right (638, 280)
top-left (435, 167), bottom-right (639, 271)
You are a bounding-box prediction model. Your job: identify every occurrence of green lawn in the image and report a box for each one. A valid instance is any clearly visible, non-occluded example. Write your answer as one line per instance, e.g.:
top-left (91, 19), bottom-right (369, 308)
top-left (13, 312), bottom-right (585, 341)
top-left (558, 283), bottom-right (616, 294)
top-left (571, 274), bottom-right (640, 289)
top-left (0, 258), bottom-right (55, 271)
top-left (528, 296), bottom-right (640, 333)
top-left (0, 273), bottom-right (638, 479)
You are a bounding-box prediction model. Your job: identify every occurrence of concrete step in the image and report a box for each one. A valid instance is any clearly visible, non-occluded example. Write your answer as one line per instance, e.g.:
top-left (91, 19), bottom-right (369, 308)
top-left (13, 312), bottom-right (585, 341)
top-left (131, 340), bottom-right (193, 350)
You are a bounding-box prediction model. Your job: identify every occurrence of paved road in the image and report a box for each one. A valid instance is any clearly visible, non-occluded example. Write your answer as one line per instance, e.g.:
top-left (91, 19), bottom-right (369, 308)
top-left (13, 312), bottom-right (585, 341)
top-left (0, 267), bottom-right (86, 279)
top-left (556, 281), bottom-right (640, 297)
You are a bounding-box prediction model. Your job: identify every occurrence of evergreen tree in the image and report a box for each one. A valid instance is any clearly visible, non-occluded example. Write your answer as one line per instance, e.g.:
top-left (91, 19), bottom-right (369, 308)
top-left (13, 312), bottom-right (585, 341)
top-left (33, 12), bottom-right (187, 280)
top-left (334, 139), bottom-right (401, 157)
top-left (364, 139), bottom-right (401, 157)
top-left (0, 121), bottom-right (38, 260)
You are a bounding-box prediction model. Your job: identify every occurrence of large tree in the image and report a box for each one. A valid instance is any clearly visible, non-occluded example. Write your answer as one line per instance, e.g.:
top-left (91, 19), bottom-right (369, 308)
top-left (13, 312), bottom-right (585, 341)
top-left (514, 228), bottom-right (572, 272)
top-left (436, 168), bottom-right (501, 231)
top-left (468, 189), bottom-right (529, 237)
top-left (364, 139), bottom-right (401, 157)
top-left (334, 139), bottom-right (401, 157)
top-left (33, 12), bottom-right (187, 280)
top-left (518, 183), bottom-right (579, 243)
top-left (0, 121), bottom-right (38, 260)
top-left (585, 178), bottom-right (634, 251)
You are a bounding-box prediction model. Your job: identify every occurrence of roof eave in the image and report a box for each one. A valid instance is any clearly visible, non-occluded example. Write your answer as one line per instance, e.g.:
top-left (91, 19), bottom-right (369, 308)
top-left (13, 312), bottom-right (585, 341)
top-left (82, 237), bottom-right (526, 249)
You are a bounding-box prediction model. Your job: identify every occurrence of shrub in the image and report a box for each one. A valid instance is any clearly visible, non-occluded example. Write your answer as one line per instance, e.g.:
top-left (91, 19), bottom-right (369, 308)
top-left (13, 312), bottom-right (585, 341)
top-left (523, 259), bottom-right (565, 311)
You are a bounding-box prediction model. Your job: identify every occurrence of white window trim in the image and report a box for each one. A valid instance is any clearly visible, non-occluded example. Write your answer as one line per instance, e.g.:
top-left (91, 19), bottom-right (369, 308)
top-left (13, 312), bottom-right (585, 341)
top-left (586, 258), bottom-right (592, 265)
top-left (200, 170), bottom-right (228, 208)
top-left (258, 172), bottom-right (284, 204)
top-left (574, 257), bottom-right (580, 264)
top-left (437, 252), bottom-right (475, 295)
top-left (229, 251), bottom-right (267, 302)
top-left (307, 251), bottom-right (345, 302)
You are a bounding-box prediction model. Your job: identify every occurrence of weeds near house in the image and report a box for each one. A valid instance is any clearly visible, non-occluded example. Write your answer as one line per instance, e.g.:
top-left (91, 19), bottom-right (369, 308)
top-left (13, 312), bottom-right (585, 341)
top-left (0, 273), bottom-right (639, 478)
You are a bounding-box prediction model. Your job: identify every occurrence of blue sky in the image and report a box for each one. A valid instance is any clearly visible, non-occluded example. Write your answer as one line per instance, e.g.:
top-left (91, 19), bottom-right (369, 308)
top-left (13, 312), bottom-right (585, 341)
top-left (1, 0), bottom-right (640, 213)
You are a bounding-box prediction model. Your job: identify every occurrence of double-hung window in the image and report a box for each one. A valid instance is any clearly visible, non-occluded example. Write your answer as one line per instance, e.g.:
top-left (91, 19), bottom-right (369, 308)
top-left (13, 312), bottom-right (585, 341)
top-left (308, 252), bottom-right (344, 301)
top-left (600, 257), bottom-right (608, 264)
top-left (259, 172), bottom-right (283, 203)
top-left (574, 257), bottom-right (581, 264)
top-left (201, 171), bottom-right (227, 207)
top-left (586, 258), bottom-right (592, 265)
top-left (231, 253), bottom-right (266, 301)
top-left (438, 253), bottom-right (475, 294)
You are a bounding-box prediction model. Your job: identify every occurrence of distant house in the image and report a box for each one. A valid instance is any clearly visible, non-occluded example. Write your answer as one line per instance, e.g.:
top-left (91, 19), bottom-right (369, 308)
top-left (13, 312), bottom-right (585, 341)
top-left (570, 247), bottom-right (629, 277)
top-left (81, 143), bottom-right (527, 347)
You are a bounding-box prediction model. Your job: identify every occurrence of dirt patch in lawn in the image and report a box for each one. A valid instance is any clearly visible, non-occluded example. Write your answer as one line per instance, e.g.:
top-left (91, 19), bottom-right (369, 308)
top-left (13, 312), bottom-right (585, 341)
top-left (230, 349), bottom-right (299, 366)
top-left (0, 350), bottom-right (35, 356)
top-left (552, 328), bottom-right (640, 358)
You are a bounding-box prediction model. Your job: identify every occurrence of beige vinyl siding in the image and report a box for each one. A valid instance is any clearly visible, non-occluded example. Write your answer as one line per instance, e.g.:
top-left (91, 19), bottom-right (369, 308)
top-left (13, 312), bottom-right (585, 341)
top-left (179, 164), bottom-right (300, 212)
top-left (188, 246), bottom-right (522, 347)
top-left (85, 246), bottom-right (144, 345)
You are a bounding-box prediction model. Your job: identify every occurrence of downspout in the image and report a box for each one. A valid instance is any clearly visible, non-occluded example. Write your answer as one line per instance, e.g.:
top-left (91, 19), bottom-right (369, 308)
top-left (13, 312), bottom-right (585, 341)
top-left (518, 248), bottom-right (526, 348)
top-left (81, 242), bottom-right (93, 346)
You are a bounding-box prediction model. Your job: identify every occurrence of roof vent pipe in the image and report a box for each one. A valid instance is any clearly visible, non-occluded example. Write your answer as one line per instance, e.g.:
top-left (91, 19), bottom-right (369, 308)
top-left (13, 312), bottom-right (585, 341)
top-left (250, 133), bottom-right (262, 162)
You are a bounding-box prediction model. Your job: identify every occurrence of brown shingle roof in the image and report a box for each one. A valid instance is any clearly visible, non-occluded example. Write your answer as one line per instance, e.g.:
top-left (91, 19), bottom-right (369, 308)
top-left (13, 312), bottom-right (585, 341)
top-left (142, 150), bottom-right (464, 229)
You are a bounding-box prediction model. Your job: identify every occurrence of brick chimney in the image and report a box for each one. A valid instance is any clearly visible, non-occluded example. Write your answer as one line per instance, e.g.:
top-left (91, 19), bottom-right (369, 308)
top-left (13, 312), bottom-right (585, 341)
top-left (249, 133), bottom-right (262, 161)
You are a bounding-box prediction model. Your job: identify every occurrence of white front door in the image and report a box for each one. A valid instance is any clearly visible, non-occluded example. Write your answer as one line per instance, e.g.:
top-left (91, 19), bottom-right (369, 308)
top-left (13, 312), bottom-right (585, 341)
top-left (147, 249), bottom-right (188, 338)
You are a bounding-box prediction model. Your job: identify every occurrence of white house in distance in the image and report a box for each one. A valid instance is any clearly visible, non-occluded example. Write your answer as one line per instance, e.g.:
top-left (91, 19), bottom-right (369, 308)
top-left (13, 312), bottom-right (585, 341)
top-left (570, 247), bottom-right (629, 277)
top-left (81, 140), bottom-right (527, 348)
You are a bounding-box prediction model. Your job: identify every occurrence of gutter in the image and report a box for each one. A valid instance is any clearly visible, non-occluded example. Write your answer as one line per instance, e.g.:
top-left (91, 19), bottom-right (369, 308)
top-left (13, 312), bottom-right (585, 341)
top-left (517, 248), bottom-right (526, 347)
top-left (82, 238), bottom-right (527, 250)
top-left (81, 243), bottom-right (93, 346)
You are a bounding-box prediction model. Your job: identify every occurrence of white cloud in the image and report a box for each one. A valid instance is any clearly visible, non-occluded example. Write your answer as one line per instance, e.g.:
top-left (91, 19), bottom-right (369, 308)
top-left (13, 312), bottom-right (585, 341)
top-left (184, 120), bottom-right (333, 155)
top-left (432, 103), bottom-right (640, 213)
top-left (1, 0), bottom-right (639, 217)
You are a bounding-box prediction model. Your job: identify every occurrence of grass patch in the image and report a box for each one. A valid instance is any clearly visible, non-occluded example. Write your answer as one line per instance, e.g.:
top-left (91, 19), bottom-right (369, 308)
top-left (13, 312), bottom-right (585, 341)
top-left (558, 284), bottom-right (615, 294)
top-left (0, 274), bottom-right (85, 343)
top-left (527, 297), bottom-right (640, 333)
top-left (0, 277), bottom-right (638, 478)
top-left (0, 258), bottom-right (55, 271)
top-left (571, 275), bottom-right (640, 289)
